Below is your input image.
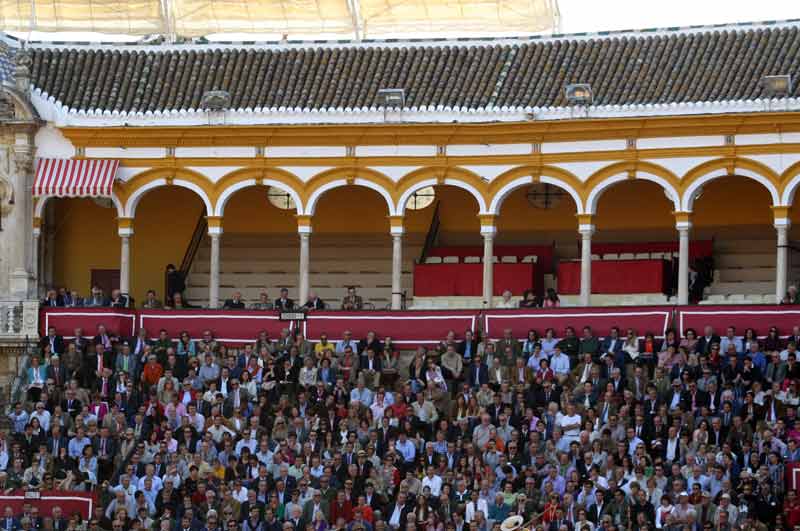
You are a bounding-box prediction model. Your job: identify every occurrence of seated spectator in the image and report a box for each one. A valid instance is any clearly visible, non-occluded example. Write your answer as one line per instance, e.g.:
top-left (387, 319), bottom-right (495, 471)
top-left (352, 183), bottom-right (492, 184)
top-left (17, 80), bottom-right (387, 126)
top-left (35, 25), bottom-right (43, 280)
top-left (42, 289), bottom-right (63, 307)
top-left (223, 292), bottom-right (246, 310)
top-left (141, 290), bottom-right (163, 309)
top-left (251, 290), bottom-right (273, 310)
top-left (496, 290), bottom-right (515, 308)
top-left (303, 291), bottom-right (326, 311)
top-left (84, 286), bottom-right (110, 307)
top-left (543, 287), bottom-right (560, 308)
top-left (109, 289), bottom-right (130, 309)
top-left (274, 288), bottom-right (294, 311)
top-left (341, 287), bottom-right (364, 311)
top-left (518, 289), bottom-right (539, 308)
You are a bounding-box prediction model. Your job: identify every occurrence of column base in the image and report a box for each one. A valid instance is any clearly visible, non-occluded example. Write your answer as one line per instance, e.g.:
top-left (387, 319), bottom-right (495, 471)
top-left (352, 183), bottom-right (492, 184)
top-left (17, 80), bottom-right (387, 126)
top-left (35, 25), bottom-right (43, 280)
top-left (9, 269), bottom-right (35, 299)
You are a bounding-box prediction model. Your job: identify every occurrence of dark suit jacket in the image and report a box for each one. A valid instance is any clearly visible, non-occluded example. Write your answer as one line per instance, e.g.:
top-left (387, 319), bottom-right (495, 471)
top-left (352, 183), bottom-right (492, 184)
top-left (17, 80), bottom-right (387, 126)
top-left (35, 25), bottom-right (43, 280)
top-left (60, 398), bottom-right (82, 417)
top-left (93, 436), bottom-right (117, 459)
top-left (41, 296), bottom-right (63, 307)
top-left (466, 363), bottom-right (489, 387)
top-left (359, 355), bottom-right (382, 372)
top-left (274, 298), bottom-right (294, 311)
top-left (303, 298), bottom-right (326, 310)
top-left (680, 389), bottom-right (710, 411)
top-left (46, 364), bottom-right (68, 386)
top-left (696, 335), bottom-right (722, 355)
top-left (457, 340), bottom-right (479, 357)
top-left (587, 503), bottom-right (607, 524)
top-left (223, 299), bottom-right (246, 310)
top-left (41, 335), bottom-right (65, 354)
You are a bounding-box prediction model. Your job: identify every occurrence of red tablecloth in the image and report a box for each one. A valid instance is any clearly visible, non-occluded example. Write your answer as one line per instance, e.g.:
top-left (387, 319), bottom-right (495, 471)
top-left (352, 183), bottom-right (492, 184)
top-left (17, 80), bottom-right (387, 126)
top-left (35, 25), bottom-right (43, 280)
top-left (414, 263), bottom-right (536, 297)
top-left (558, 259), bottom-right (668, 294)
top-left (592, 240), bottom-right (712, 259)
top-left (40, 308), bottom-right (136, 338)
top-left (139, 310), bottom-right (290, 343)
top-left (483, 306), bottom-right (673, 339)
top-left (0, 491), bottom-right (97, 520)
top-left (302, 310), bottom-right (477, 347)
top-left (676, 305), bottom-right (800, 338)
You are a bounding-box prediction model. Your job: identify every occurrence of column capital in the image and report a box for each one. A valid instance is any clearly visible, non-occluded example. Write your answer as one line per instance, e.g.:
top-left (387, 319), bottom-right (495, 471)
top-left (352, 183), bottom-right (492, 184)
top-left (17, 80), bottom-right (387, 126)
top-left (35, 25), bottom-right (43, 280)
top-left (478, 214), bottom-right (496, 235)
top-left (772, 205), bottom-right (791, 227)
top-left (117, 217), bottom-right (134, 236)
top-left (389, 215), bottom-right (404, 235)
top-left (673, 211), bottom-right (692, 231)
top-left (296, 214), bottom-right (313, 234)
top-left (207, 216), bottom-right (224, 235)
top-left (577, 214), bottom-right (594, 234)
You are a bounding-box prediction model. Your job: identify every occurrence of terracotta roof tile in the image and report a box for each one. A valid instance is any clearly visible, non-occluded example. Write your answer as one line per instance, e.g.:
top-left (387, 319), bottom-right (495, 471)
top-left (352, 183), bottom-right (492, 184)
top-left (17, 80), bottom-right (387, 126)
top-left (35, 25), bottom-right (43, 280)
top-left (29, 24), bottom-right (800, 113)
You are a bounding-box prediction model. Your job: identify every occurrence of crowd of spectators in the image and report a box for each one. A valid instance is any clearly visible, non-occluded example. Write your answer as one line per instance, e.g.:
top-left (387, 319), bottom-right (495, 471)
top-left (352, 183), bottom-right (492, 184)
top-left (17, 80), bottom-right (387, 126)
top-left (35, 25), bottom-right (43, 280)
top-left (7, 318), bottom-right (800, 531)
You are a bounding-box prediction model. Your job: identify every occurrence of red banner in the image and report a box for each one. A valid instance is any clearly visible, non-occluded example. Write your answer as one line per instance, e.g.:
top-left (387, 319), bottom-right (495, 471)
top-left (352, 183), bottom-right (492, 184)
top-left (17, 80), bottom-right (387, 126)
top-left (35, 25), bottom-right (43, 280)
top-left (677, 305), bottom-right (800, 337)
top-left (302, 310), bottom-right (477, 347)
top-left (483, 306), bottom-right (673, 339)
top-left (0, 491), bottom-right (96, 520)
top-left (40, 308), bottom-right (136, 338)
top-left (139, 310), bottom-right (291, 343)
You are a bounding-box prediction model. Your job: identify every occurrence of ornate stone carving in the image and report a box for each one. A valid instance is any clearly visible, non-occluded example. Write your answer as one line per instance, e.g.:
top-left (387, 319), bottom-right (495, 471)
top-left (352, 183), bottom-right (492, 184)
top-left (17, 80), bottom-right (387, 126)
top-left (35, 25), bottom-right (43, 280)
top-left (13, 150), bottom-right (33, 177)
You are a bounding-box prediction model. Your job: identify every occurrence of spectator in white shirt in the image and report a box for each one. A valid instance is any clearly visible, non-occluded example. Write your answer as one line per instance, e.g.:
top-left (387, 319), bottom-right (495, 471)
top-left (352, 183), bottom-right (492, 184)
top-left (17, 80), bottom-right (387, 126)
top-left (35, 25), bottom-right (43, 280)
top-left (421, 466), bottom-right (443, 496)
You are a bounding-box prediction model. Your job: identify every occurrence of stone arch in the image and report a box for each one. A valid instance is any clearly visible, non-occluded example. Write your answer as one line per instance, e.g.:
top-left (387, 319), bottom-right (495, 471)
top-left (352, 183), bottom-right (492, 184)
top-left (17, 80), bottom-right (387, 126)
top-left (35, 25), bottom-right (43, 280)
top-left (680, 157), bottom-right (781, 211)
top-left (303, 167), bottom-right (397, 216)
top-left (396, 166), bottom-right (489, 215)
top-left (487, 165), bottom-right (585, 215)
top-left (33, 192), bottom-right (125, 218)
top-left (213, 167), bottom-right (305, 216)
top-left (584, 161), bottom-right (682, 215)
top-left (122, 168), bottom-right (214, 218)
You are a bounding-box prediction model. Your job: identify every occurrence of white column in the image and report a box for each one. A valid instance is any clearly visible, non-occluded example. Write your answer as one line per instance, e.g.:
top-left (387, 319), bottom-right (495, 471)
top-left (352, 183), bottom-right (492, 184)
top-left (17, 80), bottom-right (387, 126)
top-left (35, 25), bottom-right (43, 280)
top-left (775, 220), bottom-right (790, 303)
top-left (119, 231), bottom-right (132, 295)
top-left (298, 231), bottom-right (311, 305)
top-left (208, 228), bottom-right (222, 309)
top-left (677, 225), bottom-right (691, 305)
top-left (481, 227), bottom-right (495, 307)
top-left (391, 230), bottom-right (403, 310)
top-left (9, 148), bottom-right (35, 298)
top-left (44, 201), bottom-right (56, 289)
top-left (578, 224), bottom-right (594, 307)
top-left (32, 227), bottom-right (40, 295)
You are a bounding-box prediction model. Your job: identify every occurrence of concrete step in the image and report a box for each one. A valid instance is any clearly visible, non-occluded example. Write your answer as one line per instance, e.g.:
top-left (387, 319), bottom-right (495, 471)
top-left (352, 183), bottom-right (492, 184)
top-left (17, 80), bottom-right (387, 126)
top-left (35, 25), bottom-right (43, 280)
top-left (715, 253), bottom-right (774, 268)
top-left (716, 267), bottom-right (775, 282)
top-left (708, 280), bottom-right (775, 295)
top-left (713, 239), bottom-right (776, 253)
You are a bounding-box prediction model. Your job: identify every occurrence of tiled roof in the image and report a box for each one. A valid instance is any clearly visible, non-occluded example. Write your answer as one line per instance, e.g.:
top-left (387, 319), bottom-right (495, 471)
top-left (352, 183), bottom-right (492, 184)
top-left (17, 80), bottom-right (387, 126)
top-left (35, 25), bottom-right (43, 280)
top-left (27, 23), bottom-right (800, 115)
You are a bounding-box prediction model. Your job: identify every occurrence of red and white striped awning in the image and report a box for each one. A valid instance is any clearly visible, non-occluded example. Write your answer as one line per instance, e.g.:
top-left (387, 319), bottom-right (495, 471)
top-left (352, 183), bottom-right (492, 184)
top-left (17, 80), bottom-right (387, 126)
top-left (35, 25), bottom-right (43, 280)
top-left (33, 159), bottom-right (119, 197)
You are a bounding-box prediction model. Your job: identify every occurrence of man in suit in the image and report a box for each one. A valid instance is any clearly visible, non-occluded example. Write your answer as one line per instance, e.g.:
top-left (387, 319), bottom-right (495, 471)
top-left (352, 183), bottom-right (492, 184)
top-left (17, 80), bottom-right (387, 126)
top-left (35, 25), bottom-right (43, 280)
top-left (109, 289), bottom-right (130, 308)
top-left (385, 492), bottom-right (414, 530)
top-left (0, 507), bottom-right (17, 531)
top-left (572, 353), bottom-right (598, 386)
top-left (46, 355), bottom-right (68, 389)
top-left (495, 329), bottom-right (521, 358)
top-left (141, 290), bottom-right (163, 309)
top-left (223, 291), bottom-right (246, 310)
top-left (60, 389), bottom-right (82, 419)
top-left (94, 426), bottom-right (117, 483)
top-left (301, 489), bottom-right (329, 524)
top-left (341, 286), bottom-right (363, 311)
top-left (61, 290), bottom-right (83, 308)
top-left (40, 327), bottom-right (65, 355)
top-left (84, 286), bottom-right (110, 307)
top-left (695, 326), bottom-right (721, 356)
top-left (457, 329), bottom-right (479, 361)
top-left (535, 379), bottom-right (561, 409)
top-left (223, 380), bottom-right (250, 416)
top-left (358, 348), bottom-right (382, 389)
top-left (274, 288), bottom-right (294, 311)
top-left (467, 355), bottom-right (489, 389)
top-left (681, 380), bottom-right (710, 413)
top-left (600, 327), bottom-right (624, 361)
top-left (587, 489), bottom-right (608, 524)
top-left (627, 365), bottom-right (649, 401)
top-left (302, 291), bottom-right (326, 311)
top-left (41, 289), bottom-right (63, 308)
top-left (93, 325), bottom-right (115, 349)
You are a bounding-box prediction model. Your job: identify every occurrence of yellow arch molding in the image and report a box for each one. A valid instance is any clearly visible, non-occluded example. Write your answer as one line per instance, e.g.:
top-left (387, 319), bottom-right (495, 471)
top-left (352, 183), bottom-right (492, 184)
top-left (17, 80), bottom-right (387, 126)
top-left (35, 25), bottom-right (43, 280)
top-left (122, 167), bottom-right (216, 217)
top-left (212, 167), bottom-right (306, 216)
top-left (779, 160), bottom-right (800, 205)
top-left (395, 166), bottom-right (490, 214)
top-left (680, 157), bottom-right (782, 210)
top-left (303, 166), bottom-right (398, 216)
top-left (583, 161), bottom-right (682, 214)
top-left (488, 165), bottom-right (585, 215)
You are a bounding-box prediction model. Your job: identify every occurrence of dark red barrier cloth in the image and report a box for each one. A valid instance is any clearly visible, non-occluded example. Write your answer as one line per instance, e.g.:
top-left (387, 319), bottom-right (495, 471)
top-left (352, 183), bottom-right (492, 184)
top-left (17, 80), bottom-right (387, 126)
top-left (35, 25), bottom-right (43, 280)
top-left (139, 310), bottom-right (290, 343)
top-left (591, 240), bottom-right (712, 259)
top-left (39, 308), bottom-right (136, 338)
top-left (483, 306), bottom-right (673, 339)
top-left (427, 245), bottom-right (554, 272)
top-left (676, 305), bottom-right (800, 337)
top-left (557, 259), bottom-right (668, 295)
top-left (302, 310), bottom-right (477, 347)
top-left (414, 263), bottom-right (536, 297)
top-left (0, 491), bottom-right (97, 520)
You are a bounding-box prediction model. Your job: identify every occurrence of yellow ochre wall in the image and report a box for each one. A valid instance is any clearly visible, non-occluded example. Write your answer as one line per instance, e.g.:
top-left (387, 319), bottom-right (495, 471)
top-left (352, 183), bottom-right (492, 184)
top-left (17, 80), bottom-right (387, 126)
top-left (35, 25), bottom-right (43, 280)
top-left (52, 177), bottom-right (784, 303)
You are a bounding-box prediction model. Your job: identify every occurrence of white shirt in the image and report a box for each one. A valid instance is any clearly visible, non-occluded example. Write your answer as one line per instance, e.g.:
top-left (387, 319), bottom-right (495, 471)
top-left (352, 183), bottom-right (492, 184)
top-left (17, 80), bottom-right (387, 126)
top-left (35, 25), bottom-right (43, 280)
top-left (422, 474), bottom-right (443, 496)
top-left (465, 499), bottom-right (488, 522)
top-left (550, 353), bottom-right (571, 375)
top-left (557, 413), bottom-right (582, 438)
